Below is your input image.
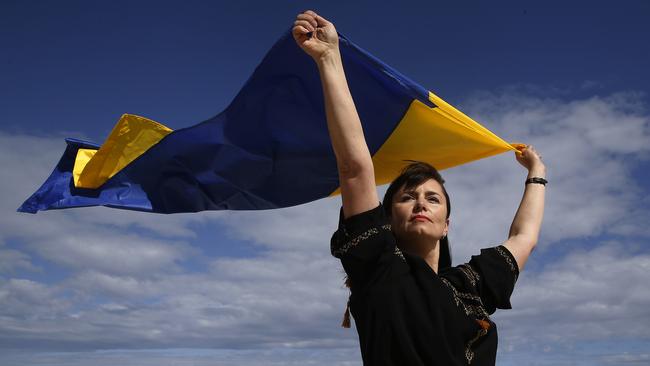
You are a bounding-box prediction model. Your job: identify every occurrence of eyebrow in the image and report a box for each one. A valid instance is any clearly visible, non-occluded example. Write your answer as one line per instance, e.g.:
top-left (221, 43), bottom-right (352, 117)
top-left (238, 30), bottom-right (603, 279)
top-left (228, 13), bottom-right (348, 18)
top-left (403, 190), bottom-right (441, 196)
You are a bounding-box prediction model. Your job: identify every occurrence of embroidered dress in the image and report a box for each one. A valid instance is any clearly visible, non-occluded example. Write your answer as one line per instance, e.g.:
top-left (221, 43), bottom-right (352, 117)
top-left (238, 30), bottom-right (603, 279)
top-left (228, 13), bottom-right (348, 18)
top-left (331, 204), bottom-right (519, 366)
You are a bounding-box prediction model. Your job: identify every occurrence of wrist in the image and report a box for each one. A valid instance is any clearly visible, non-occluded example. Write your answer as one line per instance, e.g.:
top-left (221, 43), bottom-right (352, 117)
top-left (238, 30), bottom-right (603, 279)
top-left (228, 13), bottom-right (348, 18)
top-left (316, 49), bottom-right (342, 69)
top-left (527, 165), bottom-right (546, 179)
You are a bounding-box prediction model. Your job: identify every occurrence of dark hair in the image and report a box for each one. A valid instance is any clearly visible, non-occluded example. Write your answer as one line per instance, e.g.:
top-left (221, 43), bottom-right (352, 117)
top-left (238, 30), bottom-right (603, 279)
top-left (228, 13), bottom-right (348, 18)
top-left (382, 162), bottom-right (452, 269)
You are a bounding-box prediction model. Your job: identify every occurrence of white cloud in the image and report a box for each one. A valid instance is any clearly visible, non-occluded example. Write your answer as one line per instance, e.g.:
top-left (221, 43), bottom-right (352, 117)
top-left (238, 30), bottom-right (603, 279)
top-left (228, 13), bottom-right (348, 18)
top-left (499, 241), bottom-right (650, 340)
top-left (25, 233), bottom-right (195, 276)
top-left (0, 249), bottom-right (40, 273)
top-left (211, 197), bottom-right (341, 251)
top-left (0, 251), bottom-right (352, 350)
top-left (0, 278), bottom-right (68, 319)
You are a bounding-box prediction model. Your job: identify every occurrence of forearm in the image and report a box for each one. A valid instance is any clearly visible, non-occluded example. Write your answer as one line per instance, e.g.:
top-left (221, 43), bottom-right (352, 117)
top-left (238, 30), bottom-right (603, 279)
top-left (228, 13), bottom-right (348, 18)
top-left (317, 51), bottom-right (373, 177)
top-left (293, 11), bottom-right (378, 217)
top-left (508, 167), bottom-right (546, 243)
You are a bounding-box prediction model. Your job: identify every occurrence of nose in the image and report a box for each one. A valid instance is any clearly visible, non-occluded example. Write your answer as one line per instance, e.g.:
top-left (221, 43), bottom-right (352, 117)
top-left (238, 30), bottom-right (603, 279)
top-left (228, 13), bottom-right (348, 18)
top-left (413, 197), bottom-right (427, 212)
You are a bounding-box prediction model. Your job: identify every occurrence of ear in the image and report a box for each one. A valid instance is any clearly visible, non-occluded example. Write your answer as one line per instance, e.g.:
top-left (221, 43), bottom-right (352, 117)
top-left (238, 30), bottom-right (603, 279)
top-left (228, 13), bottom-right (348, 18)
top-left (444, 218), bottom-right (450, 236)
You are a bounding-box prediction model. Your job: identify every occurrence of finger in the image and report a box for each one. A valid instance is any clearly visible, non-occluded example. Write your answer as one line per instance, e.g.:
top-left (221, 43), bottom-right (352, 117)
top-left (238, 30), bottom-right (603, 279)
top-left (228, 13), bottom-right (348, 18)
top-left (296, 13), bottom-right (317, 29)
top-left (315, 14), bottom-right (331, 27)
top-left (511, 144), bottom-right (524, 156)
top-left (304, 10), bottom-right (331, 27)
top-left (513, 143), bottom-right (527, 151)
top-left (304, 9), bottom-right (318, 18)
top-left (292, 25), bottom-right (311, 38)
top-left (294, 19), bottom-right (315, 32)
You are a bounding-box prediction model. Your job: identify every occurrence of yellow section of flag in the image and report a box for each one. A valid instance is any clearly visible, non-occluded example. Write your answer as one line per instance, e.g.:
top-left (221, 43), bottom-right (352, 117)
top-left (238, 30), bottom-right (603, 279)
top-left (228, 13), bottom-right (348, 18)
top-left (73, 114), bottom-right (173, 189)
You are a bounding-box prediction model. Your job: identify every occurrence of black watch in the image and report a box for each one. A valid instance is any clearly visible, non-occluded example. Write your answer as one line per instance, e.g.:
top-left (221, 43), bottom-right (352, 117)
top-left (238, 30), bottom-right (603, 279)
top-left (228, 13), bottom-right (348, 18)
top-left (525, 177), bottom-right (547, 186)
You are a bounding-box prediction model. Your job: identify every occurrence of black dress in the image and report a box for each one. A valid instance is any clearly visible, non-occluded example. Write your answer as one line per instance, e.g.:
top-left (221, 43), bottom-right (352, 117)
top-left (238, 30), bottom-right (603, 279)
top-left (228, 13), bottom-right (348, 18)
top-left (331, 204), bottom-right (519, 366)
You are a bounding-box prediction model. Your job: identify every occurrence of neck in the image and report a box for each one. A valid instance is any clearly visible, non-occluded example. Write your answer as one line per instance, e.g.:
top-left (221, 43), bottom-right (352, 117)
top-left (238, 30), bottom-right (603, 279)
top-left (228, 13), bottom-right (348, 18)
top-left (400, 238), bottom-right (440, 273)
top-left (424, 244), bottom-right (440, 274)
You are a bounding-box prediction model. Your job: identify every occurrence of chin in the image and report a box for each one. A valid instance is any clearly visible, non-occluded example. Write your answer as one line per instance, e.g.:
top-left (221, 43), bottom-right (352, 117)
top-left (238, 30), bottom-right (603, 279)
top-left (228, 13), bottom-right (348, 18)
top-left (404, 228), bottom-right (434, 241)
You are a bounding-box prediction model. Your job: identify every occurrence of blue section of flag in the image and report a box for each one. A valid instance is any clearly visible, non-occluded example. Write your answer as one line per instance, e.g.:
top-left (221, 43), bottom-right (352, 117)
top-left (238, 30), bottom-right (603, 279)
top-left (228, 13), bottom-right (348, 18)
top-left (19, 30), bottom-right (434, 214)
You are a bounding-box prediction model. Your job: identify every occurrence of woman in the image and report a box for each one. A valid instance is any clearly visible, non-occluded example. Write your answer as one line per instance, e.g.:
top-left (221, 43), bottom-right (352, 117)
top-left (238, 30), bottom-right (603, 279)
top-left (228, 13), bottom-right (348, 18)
top-left (293, 11), bottom-right (546, 366)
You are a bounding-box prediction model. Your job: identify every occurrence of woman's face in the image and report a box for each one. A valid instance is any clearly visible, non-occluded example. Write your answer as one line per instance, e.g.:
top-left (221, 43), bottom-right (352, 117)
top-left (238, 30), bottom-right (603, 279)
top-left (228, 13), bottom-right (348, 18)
top-left (390, 179), bottom-right (449, 246)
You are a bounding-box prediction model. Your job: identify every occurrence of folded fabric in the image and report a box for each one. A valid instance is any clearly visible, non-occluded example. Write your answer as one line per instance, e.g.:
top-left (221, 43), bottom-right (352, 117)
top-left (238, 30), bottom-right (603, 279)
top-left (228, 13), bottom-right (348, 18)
top-left (18, 30), bottom-right (519, 214)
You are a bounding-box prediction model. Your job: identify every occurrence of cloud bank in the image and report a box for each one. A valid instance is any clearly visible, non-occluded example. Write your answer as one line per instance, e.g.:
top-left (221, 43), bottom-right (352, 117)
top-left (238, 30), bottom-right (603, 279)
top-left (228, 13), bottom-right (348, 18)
top-left (1, 89), bottom-right (649, 365)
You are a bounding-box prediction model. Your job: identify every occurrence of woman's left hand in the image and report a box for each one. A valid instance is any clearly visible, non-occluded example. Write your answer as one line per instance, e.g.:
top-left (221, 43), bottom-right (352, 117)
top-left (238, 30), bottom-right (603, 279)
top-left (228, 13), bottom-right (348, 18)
top-left (515, 145), bottom-right (546, 174)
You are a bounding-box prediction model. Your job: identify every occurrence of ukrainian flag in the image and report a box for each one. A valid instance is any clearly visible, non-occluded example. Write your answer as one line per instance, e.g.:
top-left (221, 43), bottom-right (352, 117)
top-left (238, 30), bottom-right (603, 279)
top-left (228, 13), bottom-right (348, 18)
top-left (18, 30), bottom-right (520, 214)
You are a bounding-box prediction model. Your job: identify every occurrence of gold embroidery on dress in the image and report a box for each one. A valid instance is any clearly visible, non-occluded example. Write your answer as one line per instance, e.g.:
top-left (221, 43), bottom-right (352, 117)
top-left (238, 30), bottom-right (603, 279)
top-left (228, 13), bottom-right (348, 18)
top-left (465, 328), bottom-right (489, 364)
top-left (458, 264), bottom-right (480, 288)
top-left (439, 278), bottom-right (489, 319)
top-left (495, 245), bottom-right (519, 282)
top-left (440, 276), bottom-right (491, 364)
top-left (332, 224), bottom-right (392, 256)
top-left (393, 246), bottom-right (406, 261)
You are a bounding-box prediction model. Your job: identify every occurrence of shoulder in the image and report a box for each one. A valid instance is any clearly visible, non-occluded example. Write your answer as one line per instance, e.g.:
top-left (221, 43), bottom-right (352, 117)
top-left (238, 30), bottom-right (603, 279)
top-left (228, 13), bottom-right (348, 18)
top-left (471, 245), bottom-right (520, 283)
top-left (441, 245), bottom-right (520, 314)
top-left (330, 203), bottom-right (393, 259)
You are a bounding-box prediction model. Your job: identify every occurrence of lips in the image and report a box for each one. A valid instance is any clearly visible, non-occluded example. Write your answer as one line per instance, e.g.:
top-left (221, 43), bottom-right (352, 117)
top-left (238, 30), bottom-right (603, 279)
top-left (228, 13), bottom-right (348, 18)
top-left (410, 215), bottom-right (431, 222)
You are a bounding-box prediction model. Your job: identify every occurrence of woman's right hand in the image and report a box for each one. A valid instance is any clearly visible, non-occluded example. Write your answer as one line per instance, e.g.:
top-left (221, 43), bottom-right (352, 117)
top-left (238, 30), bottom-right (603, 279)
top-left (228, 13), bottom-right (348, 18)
top-left (292, 10), bottom-right (339, 62)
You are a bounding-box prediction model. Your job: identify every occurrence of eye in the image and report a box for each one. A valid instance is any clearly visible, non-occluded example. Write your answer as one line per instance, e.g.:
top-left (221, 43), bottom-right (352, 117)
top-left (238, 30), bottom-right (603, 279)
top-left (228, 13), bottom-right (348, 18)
top-left (427, 196), bottom-right (440, 203)
top-left (400, 194), bottom-right (415, 202)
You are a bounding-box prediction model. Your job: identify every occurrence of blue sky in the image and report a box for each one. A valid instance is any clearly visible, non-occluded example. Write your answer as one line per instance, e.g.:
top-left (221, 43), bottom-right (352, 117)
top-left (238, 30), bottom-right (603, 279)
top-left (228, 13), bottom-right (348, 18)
top-left (2, 1), bottom-right (650, 365)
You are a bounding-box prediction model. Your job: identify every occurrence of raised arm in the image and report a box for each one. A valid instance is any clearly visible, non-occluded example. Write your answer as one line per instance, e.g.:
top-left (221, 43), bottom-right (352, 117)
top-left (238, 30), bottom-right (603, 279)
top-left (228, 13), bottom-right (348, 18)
top-left (293, 11), bottom-right (378, 218)
top-left (503, 145), bottom-right (546, 271)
